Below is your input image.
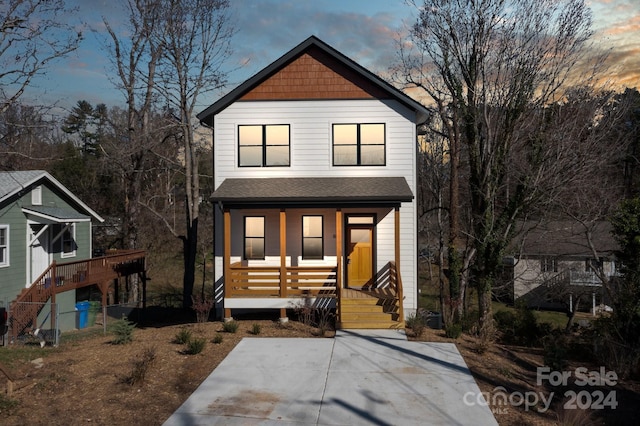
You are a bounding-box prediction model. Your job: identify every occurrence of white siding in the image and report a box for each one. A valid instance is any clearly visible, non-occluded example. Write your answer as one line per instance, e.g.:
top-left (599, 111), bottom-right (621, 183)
top-left (212, 98), bottom-right (418, 316)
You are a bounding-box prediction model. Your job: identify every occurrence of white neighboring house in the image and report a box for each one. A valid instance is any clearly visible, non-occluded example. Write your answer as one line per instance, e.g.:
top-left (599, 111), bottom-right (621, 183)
top-left (197, 36), bottom-right (429, 328)
top-left (501, 221), bottom-right (618, 313)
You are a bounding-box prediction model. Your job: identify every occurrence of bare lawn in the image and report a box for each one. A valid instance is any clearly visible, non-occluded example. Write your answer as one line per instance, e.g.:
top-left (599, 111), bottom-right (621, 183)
top-left (0, 311), bottom-right (638, 425)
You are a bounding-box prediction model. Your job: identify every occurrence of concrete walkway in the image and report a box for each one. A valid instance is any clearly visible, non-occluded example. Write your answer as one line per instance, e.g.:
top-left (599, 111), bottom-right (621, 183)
top-left (163, 329), bottom-right (498, 425)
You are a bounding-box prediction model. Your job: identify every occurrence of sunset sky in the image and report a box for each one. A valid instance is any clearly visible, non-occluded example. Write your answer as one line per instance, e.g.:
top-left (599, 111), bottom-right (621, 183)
top-left (18, 0), bottom-right (640, 113)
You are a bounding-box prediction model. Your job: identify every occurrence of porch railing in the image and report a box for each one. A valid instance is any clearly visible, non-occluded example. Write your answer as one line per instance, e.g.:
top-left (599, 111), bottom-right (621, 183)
top-left (227, 263), bottom-right (337, 298)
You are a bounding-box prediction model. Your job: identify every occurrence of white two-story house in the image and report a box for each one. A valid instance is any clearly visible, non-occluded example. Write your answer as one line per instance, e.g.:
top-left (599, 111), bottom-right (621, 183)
top-left (197, 36), bottom-right (428, 328)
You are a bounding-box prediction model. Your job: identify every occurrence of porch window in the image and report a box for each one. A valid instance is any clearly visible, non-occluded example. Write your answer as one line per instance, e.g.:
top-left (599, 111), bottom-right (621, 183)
top-left (333, 123), bottom-right (385, 166)
top-left (244, 217), bottom-right (265, 260)
top-left (0, 225), bottom-right (8, 267)
top-left (238, 125), bottom-right (290, 167)
top-left (302, 216), bottom-right (323, 260)
top-left (540, 256), bottom-right (557, 273)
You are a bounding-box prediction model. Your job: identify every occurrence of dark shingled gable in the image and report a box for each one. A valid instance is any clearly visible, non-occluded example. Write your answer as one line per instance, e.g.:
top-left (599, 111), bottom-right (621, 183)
top-left (211, 177), bottom-right (413, 205)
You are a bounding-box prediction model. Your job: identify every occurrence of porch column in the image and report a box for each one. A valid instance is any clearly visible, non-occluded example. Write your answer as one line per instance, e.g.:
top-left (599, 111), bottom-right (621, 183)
top-left (395, 206), bottom-right (405, 323)
top-left (223, 208), bottom-right (232, 320)
top-left (279, 209), bottom-right (288, 321)
top-left (335, 209), bottom-right (343, 324)
top-left (50, 262), bottom-right (57, 331)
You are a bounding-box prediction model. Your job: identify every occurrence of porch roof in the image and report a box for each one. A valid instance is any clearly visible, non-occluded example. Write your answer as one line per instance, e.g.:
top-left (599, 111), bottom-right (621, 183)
top-left (22, 206), bottom-right (91, 223)
top-left (211, 177), bottom-right (413, 206)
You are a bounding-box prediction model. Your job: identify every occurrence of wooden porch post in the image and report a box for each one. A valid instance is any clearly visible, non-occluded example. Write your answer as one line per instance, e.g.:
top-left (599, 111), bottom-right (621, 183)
top-left (279, 209), bottom-right (288, 322)
top-left (223, 208), bottom-right (232, 320)
top-left (50, 262), bottom-right (56, 331)
top-left (335, 209), bottom-right (343, 322)
top-left (395, 206), bottom-right (405, 324)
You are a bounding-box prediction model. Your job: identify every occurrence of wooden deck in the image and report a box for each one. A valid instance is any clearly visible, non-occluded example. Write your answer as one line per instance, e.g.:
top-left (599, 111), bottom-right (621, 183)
top-left (10, 250), bottom-right (146, 339)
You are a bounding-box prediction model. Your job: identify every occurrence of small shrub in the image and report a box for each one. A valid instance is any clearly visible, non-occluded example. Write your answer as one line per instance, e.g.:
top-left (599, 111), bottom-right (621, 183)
top-left (173, 328), bottom-right (193, 344)
top-left (185, 337), bottom-right (206, 355)
top-left (191, 295), bottom-right (215, 323)
top-left (316, 308), bottom-right (335, 337)
top-left (250, 323), bottom-right (261, 335)
top-left (222, 320), bottom-right (239, 333)
top-left (0, 394), bottom-right (18, 414)
top-left (110, 317), bottom-right (136, 345)
top-left (124, 347), bottom-right (157, 386)
top-left (445, 323), bottom-right (462, 339)
top-left (543, 332), bottom-right (569, 371)
top-left (212, 333), bottom-right (223, 344)
top-left (405, 312), bottom-right (426, 337)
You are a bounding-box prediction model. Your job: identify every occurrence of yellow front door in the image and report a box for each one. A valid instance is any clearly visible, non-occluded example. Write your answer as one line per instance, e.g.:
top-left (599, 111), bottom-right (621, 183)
top-left (347, 226), bottom-right (373, 287)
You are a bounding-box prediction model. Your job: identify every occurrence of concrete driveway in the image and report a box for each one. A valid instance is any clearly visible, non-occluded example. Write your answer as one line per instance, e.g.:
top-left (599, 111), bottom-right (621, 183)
top-left (163, 329), bottom-right (498, 425)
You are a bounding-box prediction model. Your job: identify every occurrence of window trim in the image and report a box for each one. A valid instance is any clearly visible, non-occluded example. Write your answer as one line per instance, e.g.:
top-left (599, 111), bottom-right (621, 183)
top-left (332, 123), bottom-right (386, 166)
top-left (540, 256), bottom-right (557, 273)
top-left (244, 216), bottom-right (265, 260)
top-left (32, 185), bottom-right (42, 205)
top-left (0, 225), bottom-right (9, 267)
top-left (302, 215), bottom-right (324, 260)
top-left (238, 124), bottom-right (291, 168)
top-left (60, 224), bottom-right (76, 258)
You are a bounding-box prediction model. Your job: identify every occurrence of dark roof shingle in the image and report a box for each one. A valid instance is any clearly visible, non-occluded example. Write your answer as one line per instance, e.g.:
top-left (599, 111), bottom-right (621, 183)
top-left (211, 177), bottom-right (413, 205)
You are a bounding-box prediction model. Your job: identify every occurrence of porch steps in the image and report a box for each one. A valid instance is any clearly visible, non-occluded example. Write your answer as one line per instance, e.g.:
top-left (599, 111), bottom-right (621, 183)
top-left (338, 292), bottom-right (403, 329)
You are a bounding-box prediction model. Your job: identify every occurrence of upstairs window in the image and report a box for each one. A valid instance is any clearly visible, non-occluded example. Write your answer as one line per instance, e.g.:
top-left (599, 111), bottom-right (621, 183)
top-left (32, 185), bottom-right (42, 205)
top-left (302, 216), bottom-right (323, 260)
top-left (540, 256), bottom-right (557, 273)
top-left (244, 217), bottom-right (265, 260)
top-left (333, 123), bottom-right (385, 166)
top-left (238, 125), bottom-right (290, 167)
top-left (0, 225), bottom-right (8, 267)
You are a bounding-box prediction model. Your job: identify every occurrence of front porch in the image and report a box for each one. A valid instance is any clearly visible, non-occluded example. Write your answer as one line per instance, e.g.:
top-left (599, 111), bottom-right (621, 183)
top-left (212, 177), bottom-right (415, 329)
top-left (224, 262), bottom-right (404, 328)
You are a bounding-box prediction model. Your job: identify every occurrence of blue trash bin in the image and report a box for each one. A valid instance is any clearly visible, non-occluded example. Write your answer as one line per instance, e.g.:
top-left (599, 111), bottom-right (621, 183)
top-left (76, 301), bottom-right (90, 329)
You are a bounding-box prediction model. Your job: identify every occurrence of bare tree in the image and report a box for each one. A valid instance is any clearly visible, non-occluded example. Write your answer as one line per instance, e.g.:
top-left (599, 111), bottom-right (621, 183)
top-left (154, 0), bottom-right (234, 308)
top-left (0, 0), bottom-right (82, 113)
top-left (398, 0), bottom-right (601, 330)
top-left (101, 0), bottom-right (167, 254)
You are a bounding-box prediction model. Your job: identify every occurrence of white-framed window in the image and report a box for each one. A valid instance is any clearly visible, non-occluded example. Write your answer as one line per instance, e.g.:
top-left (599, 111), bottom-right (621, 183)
top-left (32, 185), bottom-right (42, 205)
top-left (238, 124), bottom-right (290, 167)
top-left (0, 225), bottom-right (9, 267)
top-left (540, 256), bottom-right (557, 273)
top-left (302, 216), bottom-right (323, 260)
top-left (244, 217), bottom-right (265, 260)
top-left (333, 123), bottom-right (385, 166)
top-left (60, 224), bottom-right (76, 258)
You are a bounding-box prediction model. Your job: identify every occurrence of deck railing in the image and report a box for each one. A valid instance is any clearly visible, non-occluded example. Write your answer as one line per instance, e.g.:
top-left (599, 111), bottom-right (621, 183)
top-left (10, 250), bottom-right (146, 338)
top-left (227, 263), bottom-right (337, 298)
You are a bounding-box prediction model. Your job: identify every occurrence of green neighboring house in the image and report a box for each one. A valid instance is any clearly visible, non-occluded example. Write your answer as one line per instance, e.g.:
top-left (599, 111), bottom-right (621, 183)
top-left (0, 170), bottom-right (104, 331)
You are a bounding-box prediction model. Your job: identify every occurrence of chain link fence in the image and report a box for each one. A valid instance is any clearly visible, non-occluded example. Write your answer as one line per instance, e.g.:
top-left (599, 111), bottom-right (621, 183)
top-left (6, 301), bottom-right (60, 347)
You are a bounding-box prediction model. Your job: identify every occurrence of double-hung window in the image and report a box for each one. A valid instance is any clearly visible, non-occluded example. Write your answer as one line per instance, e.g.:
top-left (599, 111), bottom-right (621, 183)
top-left (540, 256), bottom-right (557, 273)
top-left (333, 123), bottom-right (385, 166)
top-left (238, 124), bottom-right (290, 167)
top-left (302, 216), bottom-right (323, 260)
top-left (244, 217), bottom-right (265, 260)
top-left (60, 224), bottom-right (76, 258)
top-left (0, 225), bottom-right (8, 267)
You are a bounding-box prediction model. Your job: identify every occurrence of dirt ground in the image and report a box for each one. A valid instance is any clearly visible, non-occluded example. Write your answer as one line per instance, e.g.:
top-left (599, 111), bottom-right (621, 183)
top-left (1, 310), bottom-right (638, 425)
